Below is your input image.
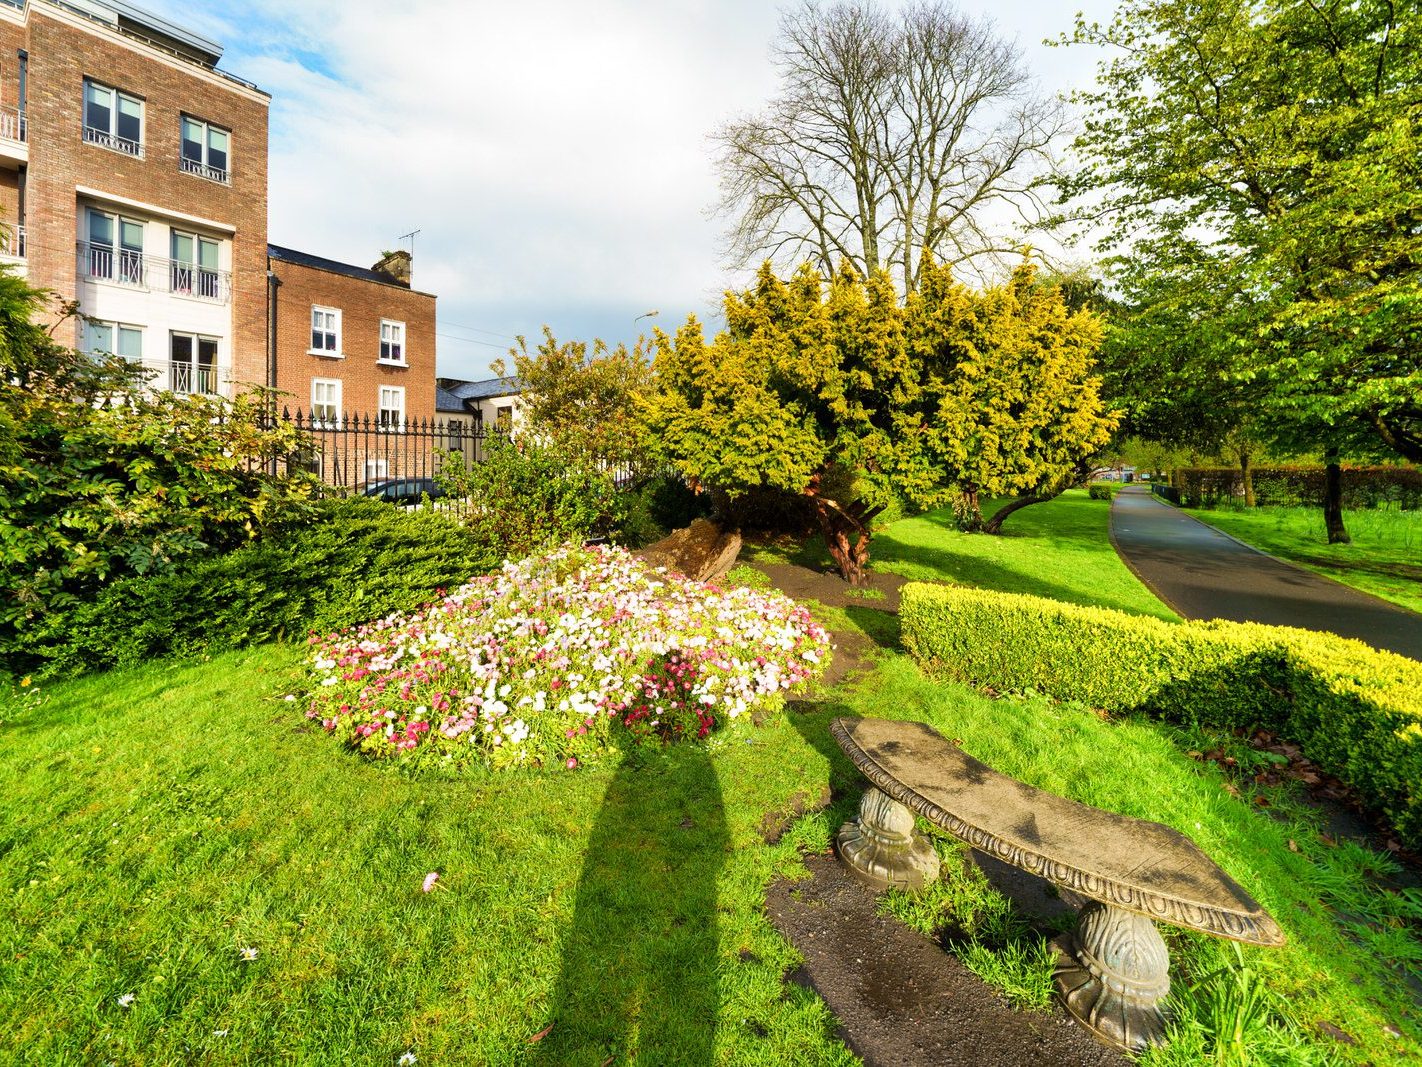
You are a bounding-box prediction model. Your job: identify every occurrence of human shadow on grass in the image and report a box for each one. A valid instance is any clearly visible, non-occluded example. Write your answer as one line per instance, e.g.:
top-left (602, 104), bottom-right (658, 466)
top-left (534, 745), bottom-right (727, 1066)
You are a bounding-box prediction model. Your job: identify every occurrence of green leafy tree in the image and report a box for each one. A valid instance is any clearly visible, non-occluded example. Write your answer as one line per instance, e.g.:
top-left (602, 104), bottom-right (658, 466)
top-left (434, 434), bottom-right (620, 558)
top-left (0, 266), bottom-right (315, 631)
top-left (1059, 0), bottom-right (1422, 541)
top-left (642, 259), bottom-right (1115, 583)
top-left (495, 328), bottom-right (655, 481)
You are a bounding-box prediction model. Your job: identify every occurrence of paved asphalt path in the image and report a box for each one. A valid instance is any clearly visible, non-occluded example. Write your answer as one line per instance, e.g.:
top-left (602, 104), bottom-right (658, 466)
top-left (1110, 486), bottom-right (1422, 661)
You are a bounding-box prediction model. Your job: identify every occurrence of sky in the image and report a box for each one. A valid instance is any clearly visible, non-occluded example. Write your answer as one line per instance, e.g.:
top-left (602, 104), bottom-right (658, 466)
top-left (137, 0), bottom-right (1123, 380)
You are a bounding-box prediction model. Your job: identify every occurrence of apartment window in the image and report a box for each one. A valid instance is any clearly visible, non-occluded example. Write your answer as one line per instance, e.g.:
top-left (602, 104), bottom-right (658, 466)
top-left (170, 230), bottom-right (221, 300)
top-left (378, 385), bottom-right (405, 431)
top-left (83, 79), bottom-right (142, 157)
top-left (86, 210), bottom-right (144, 285)
top-left (364, 458), bottom-right (388, 481)
top-left (180, 116), bottom-right (230, 183)
top-left (84, 320), bottom-right (142, 360)
top-left (311, 378), bottom-right (341, 427)
top-left (311, 306), bottom-right (341, 355)
top-left (170, 332), bottom-right (218, 395)
top-left (379, 320), bottom-right (405, 364)
top-left (496, 404), bottom-right (514, 430)
top-left (446, 418), bottom-right (465, 450)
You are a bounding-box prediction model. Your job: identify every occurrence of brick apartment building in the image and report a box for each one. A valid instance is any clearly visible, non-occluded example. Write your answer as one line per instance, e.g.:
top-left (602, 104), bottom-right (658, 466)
top-left (0, 0), bottom-right (438, 427)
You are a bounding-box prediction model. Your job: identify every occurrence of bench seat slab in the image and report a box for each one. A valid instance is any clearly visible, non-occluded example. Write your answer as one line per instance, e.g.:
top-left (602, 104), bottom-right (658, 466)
top-left (831, 716), bottom-right (1284, 945)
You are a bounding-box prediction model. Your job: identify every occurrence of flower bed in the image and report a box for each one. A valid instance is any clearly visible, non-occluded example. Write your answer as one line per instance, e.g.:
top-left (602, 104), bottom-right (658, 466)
top-left (302, 545), bottom-right (831, 768)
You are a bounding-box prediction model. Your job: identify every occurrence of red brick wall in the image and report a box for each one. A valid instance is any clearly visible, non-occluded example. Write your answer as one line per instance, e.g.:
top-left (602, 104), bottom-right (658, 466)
top-left (270, 256), bottom-right (437, 423)
top-left (19, 4), bottom-right (269, 370)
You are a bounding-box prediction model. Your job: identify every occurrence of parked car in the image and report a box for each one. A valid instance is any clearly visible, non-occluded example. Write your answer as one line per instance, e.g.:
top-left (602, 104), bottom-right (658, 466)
top-left (359, 477), bottom-right (445, 504)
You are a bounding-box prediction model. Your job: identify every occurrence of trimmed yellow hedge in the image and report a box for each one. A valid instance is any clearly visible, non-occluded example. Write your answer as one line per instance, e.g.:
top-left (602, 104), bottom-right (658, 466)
top-left (900, 583), bottom-right (1422, 849)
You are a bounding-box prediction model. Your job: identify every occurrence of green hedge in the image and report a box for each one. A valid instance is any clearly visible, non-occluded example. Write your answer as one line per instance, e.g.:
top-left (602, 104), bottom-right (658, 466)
top-left (1087, 483), bottom-right (1114, 500)
top-left (5, 498), bottom-right (503, 678)
top-left (900, 583), bottom-right (1422, 848)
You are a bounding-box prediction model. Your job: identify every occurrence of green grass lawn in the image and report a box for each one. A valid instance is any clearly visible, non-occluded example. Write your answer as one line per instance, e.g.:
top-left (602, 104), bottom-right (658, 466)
top-left (6, 496), bottom-right (1417, 1065)
top-left (1187, 505), bottom-right (1422, 616)
top-left (874, 489), bottom-right (1178, 619)
top-left (5, 641), bottom-right (1418, 1065)
top-left (1, 649), bottom-right (854, 1065)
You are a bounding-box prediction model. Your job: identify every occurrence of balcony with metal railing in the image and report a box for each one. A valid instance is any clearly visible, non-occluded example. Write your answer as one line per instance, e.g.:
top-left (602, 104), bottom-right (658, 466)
top-left (180, 156), bottom-right (229, 184)
top-left (77, 241), bottom-right (231, 304)
top-left (82, 125), bottom-right (143, 158)
top-left (0, 224), bottom-right (24, 260)
top-left (130, 358), bottom-right (221, 396)
top-left (0, 104), bottom-right (26, 165)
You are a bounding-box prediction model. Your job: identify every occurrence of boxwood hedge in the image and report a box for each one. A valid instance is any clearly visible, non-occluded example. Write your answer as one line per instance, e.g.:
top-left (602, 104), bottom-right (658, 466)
top-left (900, 583), bottom-right (1422, 849)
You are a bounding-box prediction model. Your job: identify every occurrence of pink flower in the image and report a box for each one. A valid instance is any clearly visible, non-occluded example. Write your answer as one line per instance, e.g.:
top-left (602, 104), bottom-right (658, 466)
top-left (421, 871), bottom-right (439, 893)
top-left (565, 758), bottom-right (579, 770)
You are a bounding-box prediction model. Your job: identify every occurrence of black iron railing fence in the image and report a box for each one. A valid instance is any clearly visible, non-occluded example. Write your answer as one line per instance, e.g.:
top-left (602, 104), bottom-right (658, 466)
top-left (271, 407), bottom-right (500, 503)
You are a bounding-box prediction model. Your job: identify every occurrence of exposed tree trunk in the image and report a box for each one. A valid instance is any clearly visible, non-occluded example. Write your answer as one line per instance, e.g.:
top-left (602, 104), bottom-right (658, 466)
top-left (960, 488), bottom-right (982, 531)
top-left (1240, 449), bottom-right (1255, 508)
top-left (805, 476), bottom-right (884, 585)
top-left (1323, 451), bottom-right (1350, 544)
top-left (981, 495), bottom-right (1053, 534)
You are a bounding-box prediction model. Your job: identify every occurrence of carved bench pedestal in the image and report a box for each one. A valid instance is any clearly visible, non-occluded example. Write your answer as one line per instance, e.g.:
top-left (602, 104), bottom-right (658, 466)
top-left (836, 786), bottom-right (941, 892)
top-left (1054, 901), bottom-right (1171, 1054)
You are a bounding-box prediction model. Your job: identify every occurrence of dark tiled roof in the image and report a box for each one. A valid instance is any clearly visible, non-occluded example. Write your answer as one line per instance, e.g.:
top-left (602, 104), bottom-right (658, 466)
top-left (441, 376), bottom-right (524, 403)
top-left (435, 385), bottom-right (465, 412)
top-left (268, 244), bottom-right (412, 289)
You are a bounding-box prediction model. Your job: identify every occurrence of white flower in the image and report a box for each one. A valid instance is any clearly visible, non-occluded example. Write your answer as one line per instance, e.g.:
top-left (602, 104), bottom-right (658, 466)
top-left (116, 993), bottom-right (135, 1008)
top-left (398, 1053), bottom-right (418, 1066)
top-left (239, 946), bottom-right (259, 962)
top-left (283, 694), bottom-right (297, 702)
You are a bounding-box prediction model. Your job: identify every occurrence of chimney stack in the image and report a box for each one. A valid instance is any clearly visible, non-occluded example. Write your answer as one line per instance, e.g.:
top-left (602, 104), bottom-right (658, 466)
top-left (372, 249), bottom-right (412, 288)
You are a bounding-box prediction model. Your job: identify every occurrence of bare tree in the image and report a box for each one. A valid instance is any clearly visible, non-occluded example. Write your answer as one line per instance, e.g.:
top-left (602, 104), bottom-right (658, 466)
top-left (714, 1), bottom-right (1064, 292)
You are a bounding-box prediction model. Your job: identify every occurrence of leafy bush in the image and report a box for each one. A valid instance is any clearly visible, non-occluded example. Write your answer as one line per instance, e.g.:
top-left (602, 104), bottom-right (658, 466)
top-left (900, 583), bottom-right (1422, 848)
top-left (612, 472), bottom-right (711, 547)
top-left (301, 545), bottom-right (831, 770)
top-left (436, 434), bottom-right (619, 554)
top-left (1087, 483), bottom-right (1114, 500)
top-left (0, 278), bottom-right (317, 632)
top-left (5, 499), bottom-right (500, 678)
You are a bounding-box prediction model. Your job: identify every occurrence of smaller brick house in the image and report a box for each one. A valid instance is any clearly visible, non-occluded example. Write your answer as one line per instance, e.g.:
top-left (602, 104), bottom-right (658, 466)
top-left (267, 245), bottom-right (436, 426)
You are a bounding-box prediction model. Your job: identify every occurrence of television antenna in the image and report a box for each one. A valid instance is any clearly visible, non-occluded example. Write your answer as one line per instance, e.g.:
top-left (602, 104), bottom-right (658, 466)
top-left (397, 229), bottom-right (421, 284)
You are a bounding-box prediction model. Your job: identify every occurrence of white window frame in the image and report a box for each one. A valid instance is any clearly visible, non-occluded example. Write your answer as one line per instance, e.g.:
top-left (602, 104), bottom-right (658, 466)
top-left (83, 320), bottom-right (143, 360)
top-left (82, 78), bottom-right (143, 157)
top-left (378, 385), bottom-right (405, 432)
top-left (84, 209), bottom-right (145, 286)
top-left (179, 114), bottom-right (230, 184)
top-left (364, 458), bottom-right (389, 481)
top-left (310, 306), bottom-right (341, 357)
top-left (311, 378), bottom-right (342, 428)
top-left (378, 319), bottom-right (406, 365)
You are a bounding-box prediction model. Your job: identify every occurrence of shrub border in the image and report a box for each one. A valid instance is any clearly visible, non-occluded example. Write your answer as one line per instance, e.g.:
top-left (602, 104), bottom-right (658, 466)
top-left (900, 583), bottom-right (1422, 849)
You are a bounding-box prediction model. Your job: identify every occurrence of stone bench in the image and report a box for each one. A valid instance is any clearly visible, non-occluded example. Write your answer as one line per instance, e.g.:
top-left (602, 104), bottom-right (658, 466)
top-left (830, 716), bottom-right (1285, 1054)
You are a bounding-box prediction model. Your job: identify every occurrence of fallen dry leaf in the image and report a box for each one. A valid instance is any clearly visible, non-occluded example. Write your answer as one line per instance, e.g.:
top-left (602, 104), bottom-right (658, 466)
top-left (527, 1024), bottom-right (554, 1044)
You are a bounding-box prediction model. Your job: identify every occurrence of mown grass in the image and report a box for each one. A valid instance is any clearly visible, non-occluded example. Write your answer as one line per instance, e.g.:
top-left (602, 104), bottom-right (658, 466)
top-left (1188, 505), bottom-right (1422, 615)
top-left (6, 493), bottom-right (1416, 1065)
top-left (872, 489), bottom-right (1178, 620)
top-left (0, 651), bottom-right (854, 1065)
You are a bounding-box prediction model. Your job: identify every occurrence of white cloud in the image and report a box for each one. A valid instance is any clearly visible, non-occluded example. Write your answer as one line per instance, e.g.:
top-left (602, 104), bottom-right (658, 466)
top-left (138, 0), bottom-right (1119, 378)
